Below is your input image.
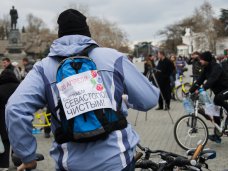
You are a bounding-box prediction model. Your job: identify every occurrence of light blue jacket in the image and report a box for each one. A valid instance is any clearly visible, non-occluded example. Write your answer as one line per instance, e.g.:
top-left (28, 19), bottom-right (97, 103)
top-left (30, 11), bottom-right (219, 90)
top-left (6, 35), bottom-right (159, 171)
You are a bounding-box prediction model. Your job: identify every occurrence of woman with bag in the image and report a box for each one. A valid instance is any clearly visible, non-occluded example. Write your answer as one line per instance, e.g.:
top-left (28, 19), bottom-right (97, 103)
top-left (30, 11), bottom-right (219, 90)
top-left (0, 69), bottom-right (19, 170)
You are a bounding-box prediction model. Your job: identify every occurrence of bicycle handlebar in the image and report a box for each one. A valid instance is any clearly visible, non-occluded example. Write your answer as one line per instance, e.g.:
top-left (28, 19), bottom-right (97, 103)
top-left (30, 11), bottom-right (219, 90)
top-left (137, 144), bottom-right (183, 158)
top-left (136, 144), bottom-right (202, 170)
top-left (135, 160), bottom-right (158, 170)
top-left (135, 156), bottom-right (202, 170)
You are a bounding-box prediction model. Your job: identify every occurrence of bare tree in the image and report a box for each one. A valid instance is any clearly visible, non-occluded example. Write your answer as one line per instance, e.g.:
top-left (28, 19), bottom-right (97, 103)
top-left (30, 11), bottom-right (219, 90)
top-left (26, 13), bottom-right (47, 33)
top-left (88, 17), bottom-right (129, 52)
top-left (219, 8), bottom-right (228, 35)
top-left (198, 1), bottom-right (216, 52)
top-left (0, 14), bottom-right (10, 39)
top-left (158, 22), bottom-right (184, 53)
top-left (158, 1), bottom-right (219, 53)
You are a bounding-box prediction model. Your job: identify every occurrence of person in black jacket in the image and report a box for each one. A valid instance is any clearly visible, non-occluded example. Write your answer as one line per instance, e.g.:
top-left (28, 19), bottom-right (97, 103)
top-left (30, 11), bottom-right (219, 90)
top-left (143, 54), bottom-right (155, 77)
top-left (155, 50), bottom-right (175, 110)
top-left (0, 69), bottom-right (19, 170)
top-left (186, 51), bottom-right (202, 82)
top-left (1, 58), bottom-right (21, 81)
top-left (189, 51), bottom-right (228, 143)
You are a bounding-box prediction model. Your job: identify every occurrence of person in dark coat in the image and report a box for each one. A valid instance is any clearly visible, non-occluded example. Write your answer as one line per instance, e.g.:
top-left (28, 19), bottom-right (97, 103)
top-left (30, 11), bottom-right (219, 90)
top-left (21, 58), bottom-right (33, 79)
top-left (0, 69), bottom-right (19, 169)
top-left (175, 56), bottom-right (186, 78)
top-left (143, 54), bottom-right (155, 77)
top-left (1, 58), bottom-right (21, 81)
top-left (189, 51), bottom-right (228, 143)
top-left (155, 50), bottom-right (175, 110)
top-left (186, 51), bottom-right (202, 82)
top-left (170, 55), bottom-right (177, 100)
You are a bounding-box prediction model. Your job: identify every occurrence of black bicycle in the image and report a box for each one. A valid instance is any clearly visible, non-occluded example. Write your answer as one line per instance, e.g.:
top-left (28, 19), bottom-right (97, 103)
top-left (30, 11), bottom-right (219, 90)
top-left (135, 143), bottom-right (216, 171)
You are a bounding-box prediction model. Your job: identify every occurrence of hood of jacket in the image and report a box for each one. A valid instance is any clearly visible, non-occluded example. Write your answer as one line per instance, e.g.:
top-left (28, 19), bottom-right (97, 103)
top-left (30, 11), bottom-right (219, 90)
top-left (48, 35), bottom-right (98, 57)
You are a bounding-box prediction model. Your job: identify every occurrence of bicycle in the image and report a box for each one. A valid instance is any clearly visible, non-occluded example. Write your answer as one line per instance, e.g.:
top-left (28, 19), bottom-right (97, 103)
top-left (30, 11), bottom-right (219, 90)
top-left (175, 74), bottom-right (212, 102)
top-left (174, 74), bottom-right (191, 102)
top-left (31, 112), bottom-right (51, 134)
top-left (135, 143), bottom-right (216, 171)
top-left (33, 112), bottom-right (51, 128)
top-left (174, 92), bottom-right (228, 150)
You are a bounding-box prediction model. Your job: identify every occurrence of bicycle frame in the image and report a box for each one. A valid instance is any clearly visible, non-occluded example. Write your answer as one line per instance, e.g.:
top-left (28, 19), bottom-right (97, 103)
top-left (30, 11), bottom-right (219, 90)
top-left (211, 109), bottom-right (227, 134)
top-left (194, 95), bottom-right (228, 136)
top-left (33, 112), bottom-right (51, 127)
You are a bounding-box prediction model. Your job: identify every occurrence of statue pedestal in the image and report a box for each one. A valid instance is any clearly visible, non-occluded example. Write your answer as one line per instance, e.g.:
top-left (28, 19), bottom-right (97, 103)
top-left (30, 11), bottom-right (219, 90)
top-left (5, 29), bottom-right (26, 60)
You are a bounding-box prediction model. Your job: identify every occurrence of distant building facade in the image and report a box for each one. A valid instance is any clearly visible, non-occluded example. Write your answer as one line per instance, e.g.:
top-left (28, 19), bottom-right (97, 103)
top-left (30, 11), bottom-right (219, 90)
top-left (216, 37), bottom-right (228, 56)
top-left (178, 28), bottom-right (228, 56)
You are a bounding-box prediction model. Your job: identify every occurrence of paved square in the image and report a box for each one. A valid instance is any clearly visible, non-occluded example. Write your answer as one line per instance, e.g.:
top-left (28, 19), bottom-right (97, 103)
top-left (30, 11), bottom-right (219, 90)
top-left (9, 101), bottom-right (228, 170)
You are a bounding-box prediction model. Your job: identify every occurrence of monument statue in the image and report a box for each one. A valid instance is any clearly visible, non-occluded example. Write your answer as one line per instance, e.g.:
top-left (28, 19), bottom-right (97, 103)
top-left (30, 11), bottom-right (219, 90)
top-left (10, 6), bottom-right (18, 29)
top-left (6, 5), bottom-right (25, 57)
top-left (184, 28), bottom-right (191, 36)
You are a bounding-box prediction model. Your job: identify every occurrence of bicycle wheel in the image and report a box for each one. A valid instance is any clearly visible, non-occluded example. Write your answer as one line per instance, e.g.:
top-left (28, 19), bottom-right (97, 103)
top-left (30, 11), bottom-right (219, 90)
top-left (175, 83), bottom-right (191, 102)
top-left (174, 115), bottom-right (208, 150)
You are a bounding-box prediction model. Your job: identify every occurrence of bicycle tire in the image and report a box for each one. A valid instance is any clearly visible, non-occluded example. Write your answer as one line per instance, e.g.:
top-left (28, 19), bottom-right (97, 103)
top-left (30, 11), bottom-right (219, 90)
top-left (175, 83), bottom-right (191, 102)
top-left (174, 115), bottom-right (208, 150)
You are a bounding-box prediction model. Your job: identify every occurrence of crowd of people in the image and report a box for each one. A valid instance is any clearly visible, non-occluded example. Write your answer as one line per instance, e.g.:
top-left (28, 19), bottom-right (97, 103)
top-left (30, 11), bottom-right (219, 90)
top-left (0, 57), bottom-right (35, 170)
top-left (143, 53), bottom-right (188, 110)
top-left (143, 50), bottom-right (228, 144)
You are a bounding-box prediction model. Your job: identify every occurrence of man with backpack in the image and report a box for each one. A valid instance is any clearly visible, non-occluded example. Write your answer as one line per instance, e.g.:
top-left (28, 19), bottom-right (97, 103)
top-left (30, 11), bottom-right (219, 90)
top-left (5, 9), bottom-right (159, 171)
top-left (189, 51), bottom-right (228, 143)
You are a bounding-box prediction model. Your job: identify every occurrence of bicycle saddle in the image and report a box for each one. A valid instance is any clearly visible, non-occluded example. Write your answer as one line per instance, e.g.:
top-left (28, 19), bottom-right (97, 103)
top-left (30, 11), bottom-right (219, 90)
top-left (186, 148), bottom-right (216, 160)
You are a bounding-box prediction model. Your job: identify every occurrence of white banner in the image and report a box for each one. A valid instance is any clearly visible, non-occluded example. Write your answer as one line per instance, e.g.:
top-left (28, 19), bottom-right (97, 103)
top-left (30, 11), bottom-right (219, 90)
top-left (57, 70), bottom-right (112, 120)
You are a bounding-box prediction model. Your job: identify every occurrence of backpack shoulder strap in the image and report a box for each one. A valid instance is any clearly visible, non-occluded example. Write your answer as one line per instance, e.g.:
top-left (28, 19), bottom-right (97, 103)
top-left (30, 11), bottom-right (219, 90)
top-left (79, 44), bottom-right (99, 57)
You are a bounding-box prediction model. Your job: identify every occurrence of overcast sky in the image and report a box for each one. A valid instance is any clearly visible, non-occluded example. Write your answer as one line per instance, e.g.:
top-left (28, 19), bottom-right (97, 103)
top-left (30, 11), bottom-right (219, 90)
top-left (1, 0), bottom-right (227, 43)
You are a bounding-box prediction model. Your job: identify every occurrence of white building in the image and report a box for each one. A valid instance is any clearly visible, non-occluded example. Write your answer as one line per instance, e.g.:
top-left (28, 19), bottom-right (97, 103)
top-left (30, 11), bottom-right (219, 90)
top-left (177, 44), bottom-right (189, 57)
top-left (178, 28), bottom-right (228, 56)
top-left (216, 37), bottom-right (228, 56)
top-left (177, 28), bottom-right (209, 56)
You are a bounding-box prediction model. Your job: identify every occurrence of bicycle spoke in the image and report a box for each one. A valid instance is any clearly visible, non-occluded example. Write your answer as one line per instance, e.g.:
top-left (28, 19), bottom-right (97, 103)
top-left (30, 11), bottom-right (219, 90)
top-left (174, 115), bottom-right (208, 150)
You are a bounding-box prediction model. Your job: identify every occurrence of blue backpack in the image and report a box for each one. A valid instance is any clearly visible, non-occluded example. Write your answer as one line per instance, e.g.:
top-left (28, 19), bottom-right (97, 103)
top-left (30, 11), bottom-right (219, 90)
top-left (53, 45), bottom-right (127, 144)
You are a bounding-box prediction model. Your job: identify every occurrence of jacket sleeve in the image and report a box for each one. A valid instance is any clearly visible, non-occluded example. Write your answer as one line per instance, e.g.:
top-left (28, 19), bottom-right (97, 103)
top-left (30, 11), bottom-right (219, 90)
top-left (5, 62), bottom-right (46, 163)
top-left (122, 56), bottom-right (160, 111)
top-left (203, 65), bottom-right (222, 90)
top-left (189, 70), bottom-right (206, 93)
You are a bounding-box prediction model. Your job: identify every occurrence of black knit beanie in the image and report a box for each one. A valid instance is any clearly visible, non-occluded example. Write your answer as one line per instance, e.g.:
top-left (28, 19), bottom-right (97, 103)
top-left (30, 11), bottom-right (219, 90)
top-left (57, 9), bottom-right (91, 38)
top-left (200, 51), bottom-right (213, 62)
